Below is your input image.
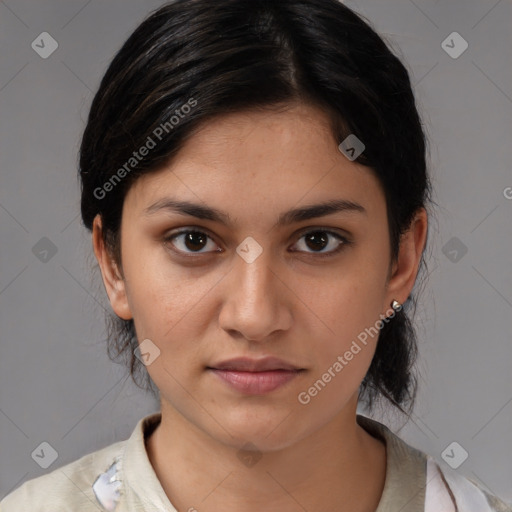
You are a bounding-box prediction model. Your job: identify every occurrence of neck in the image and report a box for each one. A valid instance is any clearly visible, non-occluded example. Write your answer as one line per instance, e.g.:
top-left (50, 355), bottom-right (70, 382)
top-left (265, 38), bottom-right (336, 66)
top-left (146, 398), bottom-right (386, 512)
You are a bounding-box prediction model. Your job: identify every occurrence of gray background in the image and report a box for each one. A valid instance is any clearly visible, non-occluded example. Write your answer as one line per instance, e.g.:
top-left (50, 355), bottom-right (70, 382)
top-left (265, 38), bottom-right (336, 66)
top-left (1, 0), bottom-right (511, 503)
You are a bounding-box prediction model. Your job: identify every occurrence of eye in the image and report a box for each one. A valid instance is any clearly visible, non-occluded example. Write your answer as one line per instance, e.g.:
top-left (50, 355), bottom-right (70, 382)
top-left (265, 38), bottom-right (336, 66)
top-left (164, 229), bottom-right (221, 254)
top-left (291, 229), bottom-right (349, 257)
top-left (163, 228), bottom-right (350, 258)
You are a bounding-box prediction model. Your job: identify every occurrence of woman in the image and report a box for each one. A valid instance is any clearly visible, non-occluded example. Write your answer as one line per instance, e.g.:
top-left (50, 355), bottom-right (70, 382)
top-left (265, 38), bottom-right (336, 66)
top-left (1, 0), bottom-right (510, 510)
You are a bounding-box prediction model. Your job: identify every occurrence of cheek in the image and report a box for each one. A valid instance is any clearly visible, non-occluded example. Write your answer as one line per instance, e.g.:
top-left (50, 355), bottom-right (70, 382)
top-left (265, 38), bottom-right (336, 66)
top-left (120, 242), bottom-right (210, 341)
top-left (298, 252), bottom-right (388, 385)
top-left (295, 278), bottom-right (384, 417)
top-left (307, 256), bottom-right (388, 340)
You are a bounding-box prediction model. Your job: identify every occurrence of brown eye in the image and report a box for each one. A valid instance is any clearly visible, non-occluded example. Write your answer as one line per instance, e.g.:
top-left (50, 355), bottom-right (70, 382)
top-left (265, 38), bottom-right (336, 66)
top-left (183, 231), bottom-right (208, 251)
top-left (304, 231), bottom-right (329, 251)
top-left (291, 230), bottom-right (349, 256)
top-left (164, 230), bottom-right (220, 254)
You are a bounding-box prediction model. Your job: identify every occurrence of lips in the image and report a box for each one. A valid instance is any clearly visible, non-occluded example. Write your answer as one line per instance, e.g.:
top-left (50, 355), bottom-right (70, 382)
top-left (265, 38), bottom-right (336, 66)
top-left (208, 356), bottom-right (302, 372)
top-left (207, 357), bottom-right (305, 394)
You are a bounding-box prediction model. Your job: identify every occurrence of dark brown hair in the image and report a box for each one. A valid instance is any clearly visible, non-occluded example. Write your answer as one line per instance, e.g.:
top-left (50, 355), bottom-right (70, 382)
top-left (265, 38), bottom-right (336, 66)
top-left (79, 0), bottom-right (432, 414)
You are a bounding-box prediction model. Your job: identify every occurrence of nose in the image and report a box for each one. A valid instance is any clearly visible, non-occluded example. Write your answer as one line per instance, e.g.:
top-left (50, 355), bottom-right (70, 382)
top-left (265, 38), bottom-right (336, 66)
top-left (218, 246), bottom-right (293, 342)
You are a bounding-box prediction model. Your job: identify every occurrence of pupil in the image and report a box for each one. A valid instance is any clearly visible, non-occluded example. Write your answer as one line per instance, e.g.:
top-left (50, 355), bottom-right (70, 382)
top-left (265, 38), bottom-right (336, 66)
top-left (306, 232), bottom-right (328, 251)
top-left (182, 232), bottom-right (329, 253)
top-left (185, 232), bottom-right (207, 251)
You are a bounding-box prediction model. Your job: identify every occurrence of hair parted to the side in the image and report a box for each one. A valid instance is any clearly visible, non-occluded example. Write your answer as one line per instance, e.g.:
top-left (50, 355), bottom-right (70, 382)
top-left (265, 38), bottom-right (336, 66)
top-left (79, 0), bottom-right (432, 415)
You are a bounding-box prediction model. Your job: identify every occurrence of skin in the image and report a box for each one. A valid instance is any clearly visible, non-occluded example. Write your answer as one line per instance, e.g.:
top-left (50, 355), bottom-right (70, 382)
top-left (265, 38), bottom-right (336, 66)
top-left (93, 103), bottom-right (428, 512)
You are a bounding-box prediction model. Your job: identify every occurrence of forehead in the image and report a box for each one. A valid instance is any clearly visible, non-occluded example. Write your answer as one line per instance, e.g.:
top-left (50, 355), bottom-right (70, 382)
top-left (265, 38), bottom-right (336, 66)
top-left (124, 104), bottom-right (385, 220)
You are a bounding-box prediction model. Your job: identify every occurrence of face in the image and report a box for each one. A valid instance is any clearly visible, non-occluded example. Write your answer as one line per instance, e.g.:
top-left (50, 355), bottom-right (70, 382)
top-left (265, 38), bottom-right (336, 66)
top-left (94, 103), bottom-right (425, 451)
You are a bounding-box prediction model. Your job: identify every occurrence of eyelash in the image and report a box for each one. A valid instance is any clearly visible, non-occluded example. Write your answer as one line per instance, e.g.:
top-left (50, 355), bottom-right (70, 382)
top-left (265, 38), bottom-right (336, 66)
top-left (162, 228), bottom-right (351, 259)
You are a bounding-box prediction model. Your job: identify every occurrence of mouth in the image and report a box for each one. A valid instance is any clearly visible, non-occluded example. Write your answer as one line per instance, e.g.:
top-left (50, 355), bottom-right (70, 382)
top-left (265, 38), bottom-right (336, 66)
top-left (206, 356), bottom-right (306, 395)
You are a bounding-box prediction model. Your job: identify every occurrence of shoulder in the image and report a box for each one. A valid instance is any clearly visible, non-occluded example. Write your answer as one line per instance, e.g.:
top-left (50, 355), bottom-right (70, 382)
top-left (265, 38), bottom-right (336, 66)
top-left (357, 414), bottom-right (511, 512)
top-left (425, 456), bottom-right (512, 512)
top-left (0, 439), bottom-right (126, 512)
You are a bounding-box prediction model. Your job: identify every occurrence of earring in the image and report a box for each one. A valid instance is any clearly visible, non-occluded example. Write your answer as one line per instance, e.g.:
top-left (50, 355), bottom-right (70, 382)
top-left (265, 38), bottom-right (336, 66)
top-left (391, 299), bottom-right (402, 312)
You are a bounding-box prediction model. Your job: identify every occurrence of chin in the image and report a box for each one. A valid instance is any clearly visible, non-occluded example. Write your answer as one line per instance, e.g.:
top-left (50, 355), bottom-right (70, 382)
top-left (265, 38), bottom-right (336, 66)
top-left (210, 410), bottom-right (307, 452)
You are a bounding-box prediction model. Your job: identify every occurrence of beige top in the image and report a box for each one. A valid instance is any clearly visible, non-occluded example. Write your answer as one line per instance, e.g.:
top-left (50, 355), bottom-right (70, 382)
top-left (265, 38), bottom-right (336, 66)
top-left (1, 413), bottom-right (510, 511)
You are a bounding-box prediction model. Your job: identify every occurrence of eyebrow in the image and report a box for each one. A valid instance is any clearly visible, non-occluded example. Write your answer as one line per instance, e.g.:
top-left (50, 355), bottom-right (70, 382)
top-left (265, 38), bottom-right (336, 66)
top-left (143, 198), bottom-right (366, 228)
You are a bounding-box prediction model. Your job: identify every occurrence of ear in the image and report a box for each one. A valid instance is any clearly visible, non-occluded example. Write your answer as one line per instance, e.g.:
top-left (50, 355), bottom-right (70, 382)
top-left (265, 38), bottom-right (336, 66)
top-left (385, 207), bottom-right (428, 310)
top-left (92, 214), bottom-right (133, 320)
